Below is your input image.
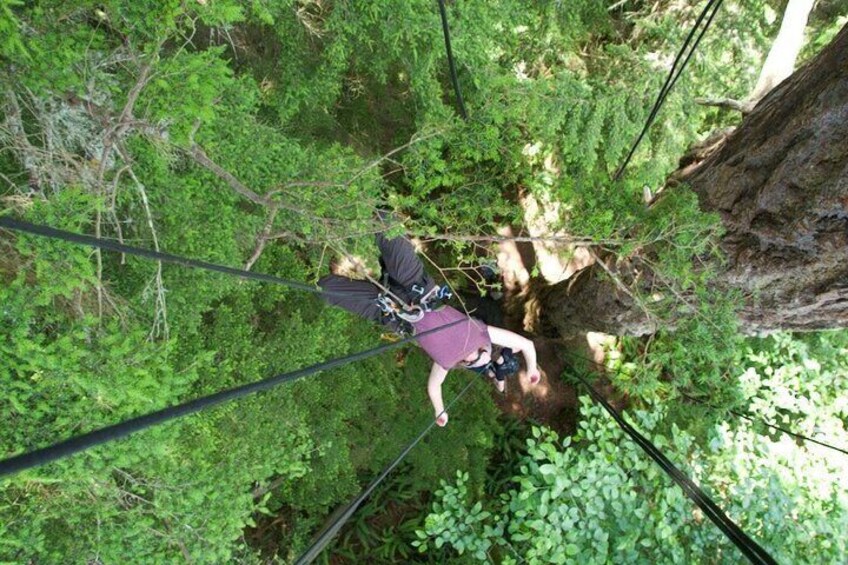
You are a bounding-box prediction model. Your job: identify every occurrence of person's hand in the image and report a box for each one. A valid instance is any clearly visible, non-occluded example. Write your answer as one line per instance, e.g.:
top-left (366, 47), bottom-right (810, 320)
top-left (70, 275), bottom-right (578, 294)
top-left (436, 412), bottom-right (449, 427)
top-left (527, 368), bottom-right (541, 385)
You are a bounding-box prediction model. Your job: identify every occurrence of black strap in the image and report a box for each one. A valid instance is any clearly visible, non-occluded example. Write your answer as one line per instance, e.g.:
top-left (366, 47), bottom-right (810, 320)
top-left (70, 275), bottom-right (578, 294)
top-left (0, 216), bottom-right (359, 300)
top-left (294, 375), bottom-right (477, 564)
top-left (613, 0), bottom-right (724, 180)
top-left (678, 392), bottom-right (848, 457)
top-left (437, 0), bottom-right (468, 120)
top-left (0, 319), bottom-right (465, 477)
top-left (729, 409), bottom-right (848, 456)
top-left (573, 372), bottom-right (777, 565)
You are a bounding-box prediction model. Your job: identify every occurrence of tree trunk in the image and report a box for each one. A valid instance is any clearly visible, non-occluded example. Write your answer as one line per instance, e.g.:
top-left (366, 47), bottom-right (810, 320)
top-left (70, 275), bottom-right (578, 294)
top-left (537, 24), bottom-right (848, 338)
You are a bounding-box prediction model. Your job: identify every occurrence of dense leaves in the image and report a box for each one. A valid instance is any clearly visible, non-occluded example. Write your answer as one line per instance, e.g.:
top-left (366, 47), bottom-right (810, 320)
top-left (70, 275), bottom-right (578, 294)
top-left (419, 332), bottom-right (848, 563)
top-left (1, 0), bottom-right (845, 562)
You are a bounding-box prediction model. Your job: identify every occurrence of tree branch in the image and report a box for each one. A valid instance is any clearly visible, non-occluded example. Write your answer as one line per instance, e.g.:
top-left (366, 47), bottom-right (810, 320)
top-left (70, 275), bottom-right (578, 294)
top-left (419, 233), bottom-right (603, 246)
top-left (187, 144), bottom-right (270, 206)
top-left (694, 97), bottom-right (754, 114)
top-left (116, 147), bottom-right (169, 341)
top-left (244, 207), bottom-right (280, 271)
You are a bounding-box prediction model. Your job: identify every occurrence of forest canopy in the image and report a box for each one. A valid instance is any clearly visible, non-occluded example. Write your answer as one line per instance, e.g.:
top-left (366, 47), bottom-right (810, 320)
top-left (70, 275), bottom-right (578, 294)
top-left (1, 0), bottom-right (846, 563)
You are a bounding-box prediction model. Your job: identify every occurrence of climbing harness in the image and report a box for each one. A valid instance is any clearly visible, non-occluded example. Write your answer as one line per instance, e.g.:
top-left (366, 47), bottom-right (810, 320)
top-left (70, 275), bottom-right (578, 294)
top-left (417, 283), bottom-right (453, 312)
top-left (373, 274), bottom-right (453, 330)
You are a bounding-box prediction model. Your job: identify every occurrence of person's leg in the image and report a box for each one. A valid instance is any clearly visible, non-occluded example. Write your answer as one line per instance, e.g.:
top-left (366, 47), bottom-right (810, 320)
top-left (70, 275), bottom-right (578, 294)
top-left (318, 275), bottom-right (384, 323)
top-left (376, 233), bottom-right (436, 299)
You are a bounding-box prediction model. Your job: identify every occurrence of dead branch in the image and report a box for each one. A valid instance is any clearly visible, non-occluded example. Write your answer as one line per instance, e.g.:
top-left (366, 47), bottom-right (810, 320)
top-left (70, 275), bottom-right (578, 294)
top-left (96, 61), bottom-right (155, 188)
top-left (345, 129), bottom-right (442, 187)
top-left (419, 233), bottom-right (604, 246)
top-left (186, 144), bottom-right (271, 206)
top-left (117, 147), bottom-right (169, 341)
top-left (95, 190), bottom-right (105, 319)
top-left (694, 97), bottom-right (754, 114)
top-left (118, 62), bottom-right (154, 128)
top-left (109, 165), bottom-right (130, 264)
top-left (90, 61), bottom-right (154, 319)
top-left (244, 207), bottom-right (280, 271)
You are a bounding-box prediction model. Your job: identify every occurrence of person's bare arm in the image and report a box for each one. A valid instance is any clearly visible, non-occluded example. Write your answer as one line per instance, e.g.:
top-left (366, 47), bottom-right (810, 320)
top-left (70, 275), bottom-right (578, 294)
top-left (427, 362), bottom-right (450, 426)
top-left (486, 326), bottom-right (541, 384)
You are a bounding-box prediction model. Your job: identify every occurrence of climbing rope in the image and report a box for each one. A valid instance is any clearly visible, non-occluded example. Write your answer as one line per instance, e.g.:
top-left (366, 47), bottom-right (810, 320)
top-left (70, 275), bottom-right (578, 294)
top-left (0, 5), bottom-right (804, 562)
top-left (561, 346), bottom-right (848, 458)
top-left (0, 216), bottom-right (374, 299)
top-left (614, 0), bottom-right (725, 180)
top-left (680, 392), bottom-right (848, 457)
top-left (0, 216), bottom-right (441, 320)
top-left (437, 0), bottom-right (468, 120)
top-left (728, 409), bottom-right (848, 456)
top-left (295, 375), bottom-right (478, 564)
top-left (572, 371), bottom-right (777, 565)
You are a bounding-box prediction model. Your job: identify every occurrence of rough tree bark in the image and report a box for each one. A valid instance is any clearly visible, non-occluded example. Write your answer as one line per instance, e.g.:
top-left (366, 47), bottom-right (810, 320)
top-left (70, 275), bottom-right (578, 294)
top-left (536, 24), bottom-right (848, 338)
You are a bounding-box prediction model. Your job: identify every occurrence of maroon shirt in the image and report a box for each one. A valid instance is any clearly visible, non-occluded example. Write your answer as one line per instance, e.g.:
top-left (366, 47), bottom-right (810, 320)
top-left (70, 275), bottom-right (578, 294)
top-left (412, 306), bottom-right (491, 369)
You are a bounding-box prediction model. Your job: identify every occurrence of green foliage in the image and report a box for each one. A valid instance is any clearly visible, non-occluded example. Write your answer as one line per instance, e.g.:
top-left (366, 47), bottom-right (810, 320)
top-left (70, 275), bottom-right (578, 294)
top-left (0, 0), bottom-right (27, 60)
top-left (418, 333), bottom-right (848, 563)
top-left (2, 0), bottom-right (845, 561)
top-left (741, 331), bottom-right (848, 450)
top-left (413, 470), bottom-right (497, 561)
top-left (142, 48), bottom-right (236, 144)
top-left (590, 188), bottom-right (743, 406)
top-left (0, 211), bottom-right (499, 562)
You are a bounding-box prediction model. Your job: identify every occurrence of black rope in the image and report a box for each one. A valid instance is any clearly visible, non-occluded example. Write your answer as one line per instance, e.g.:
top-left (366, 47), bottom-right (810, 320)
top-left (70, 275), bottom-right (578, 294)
top-left (437, 0), bottom-right (468, 120)
top-left (0, 216), bottom-right (359, 301)
top-left (295, 375), bottom-right (477, 564)
top-left (676, 391), bottom-right (848, 457)
top-left (565, 348), bottom-right (848, 459)
top-left (729, 409), bottom-right (848, 457)
top-left (571, 371), bottom-right (777, 565)
top-left (0, 319), bottom-right (466, 478)
top-left (613, 0), bottom-right (724, 181)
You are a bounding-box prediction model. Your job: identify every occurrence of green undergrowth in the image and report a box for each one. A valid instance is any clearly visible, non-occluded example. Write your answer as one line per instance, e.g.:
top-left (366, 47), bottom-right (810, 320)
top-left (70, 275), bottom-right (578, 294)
top-left (417, 331), bottom-right (848, 563)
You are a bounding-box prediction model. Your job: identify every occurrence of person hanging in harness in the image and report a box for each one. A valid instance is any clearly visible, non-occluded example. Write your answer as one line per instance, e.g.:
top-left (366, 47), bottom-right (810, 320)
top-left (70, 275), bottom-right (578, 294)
top-left (319, 232), bottom-right (541, 427)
